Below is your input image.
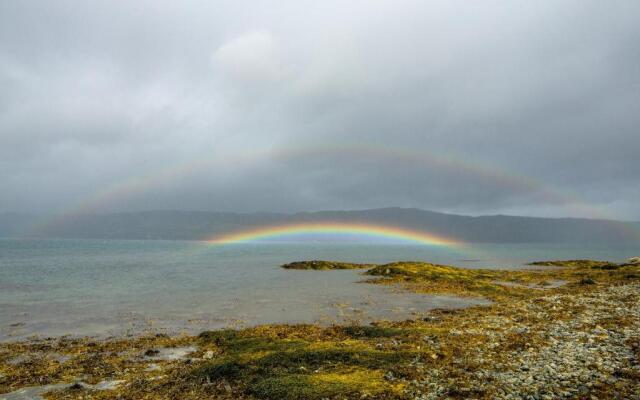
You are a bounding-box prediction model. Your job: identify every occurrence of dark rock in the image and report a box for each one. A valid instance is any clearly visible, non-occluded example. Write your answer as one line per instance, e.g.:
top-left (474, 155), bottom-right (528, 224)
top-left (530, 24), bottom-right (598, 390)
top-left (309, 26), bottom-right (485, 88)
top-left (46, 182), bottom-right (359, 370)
top-left (144, 349), bottom-right (160, 357)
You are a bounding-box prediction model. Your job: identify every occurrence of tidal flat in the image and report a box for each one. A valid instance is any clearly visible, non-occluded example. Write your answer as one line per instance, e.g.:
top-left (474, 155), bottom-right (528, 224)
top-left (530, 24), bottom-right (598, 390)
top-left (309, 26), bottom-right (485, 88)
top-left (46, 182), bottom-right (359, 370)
top-left (1, 259), bottom-right (639, 399)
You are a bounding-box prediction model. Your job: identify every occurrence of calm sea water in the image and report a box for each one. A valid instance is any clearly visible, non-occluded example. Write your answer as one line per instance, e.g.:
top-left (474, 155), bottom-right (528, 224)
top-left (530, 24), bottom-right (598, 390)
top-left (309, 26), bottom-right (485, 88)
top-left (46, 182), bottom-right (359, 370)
top-left (0, 238), bottom-right (637, 340)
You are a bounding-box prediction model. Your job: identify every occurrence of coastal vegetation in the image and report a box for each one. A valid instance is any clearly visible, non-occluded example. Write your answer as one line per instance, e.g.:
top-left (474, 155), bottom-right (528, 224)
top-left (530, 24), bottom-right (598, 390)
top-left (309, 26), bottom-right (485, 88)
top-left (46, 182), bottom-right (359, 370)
top-left (285, 259), bottom-right (640, 300)
top-left (281, 260), bottom-right (375, 270)
top-left (1, 258), bottom-right (638, 399)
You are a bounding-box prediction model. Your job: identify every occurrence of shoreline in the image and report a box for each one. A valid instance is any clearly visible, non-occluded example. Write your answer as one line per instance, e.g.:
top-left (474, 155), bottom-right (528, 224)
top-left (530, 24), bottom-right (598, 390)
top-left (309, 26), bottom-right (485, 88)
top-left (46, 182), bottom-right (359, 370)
top-left (1, 259), bottom-right (638, 399)
top-left (0, 278), bottom-right (488, 343)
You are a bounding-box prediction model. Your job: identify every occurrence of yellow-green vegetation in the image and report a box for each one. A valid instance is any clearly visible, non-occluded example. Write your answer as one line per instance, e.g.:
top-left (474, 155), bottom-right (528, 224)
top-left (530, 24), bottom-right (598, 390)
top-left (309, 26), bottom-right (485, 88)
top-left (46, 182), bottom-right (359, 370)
top-left (366, 261), bottom-right (531, 300)
top-left (194, 326), bottom-right (408, 399)
top-left (293, 259), bottom-right (640, 300)
top-left (0, 259), bottom-right (638, 399)
top-left (282, 260), bottom-right (375, 270)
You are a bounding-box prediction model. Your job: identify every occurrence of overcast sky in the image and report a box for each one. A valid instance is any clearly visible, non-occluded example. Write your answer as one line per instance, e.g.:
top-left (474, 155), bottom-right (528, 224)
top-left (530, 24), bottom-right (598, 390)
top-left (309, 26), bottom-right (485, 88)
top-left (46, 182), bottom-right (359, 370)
top-left (1, 0), bottom-right (639, 220)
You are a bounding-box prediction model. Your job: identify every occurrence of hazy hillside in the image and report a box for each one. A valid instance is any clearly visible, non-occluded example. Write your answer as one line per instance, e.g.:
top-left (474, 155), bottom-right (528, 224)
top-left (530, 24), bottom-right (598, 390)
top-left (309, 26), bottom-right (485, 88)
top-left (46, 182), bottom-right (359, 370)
top-left (1, 208), bottom-right (639, 244)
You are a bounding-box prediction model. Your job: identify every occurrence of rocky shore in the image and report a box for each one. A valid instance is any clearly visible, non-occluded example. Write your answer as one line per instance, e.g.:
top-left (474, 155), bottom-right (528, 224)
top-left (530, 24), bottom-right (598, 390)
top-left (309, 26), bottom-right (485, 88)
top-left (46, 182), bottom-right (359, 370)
top-left (0, 259), bottom-right (638, 399)
top-left (405, 282), bottom-right (640, 399)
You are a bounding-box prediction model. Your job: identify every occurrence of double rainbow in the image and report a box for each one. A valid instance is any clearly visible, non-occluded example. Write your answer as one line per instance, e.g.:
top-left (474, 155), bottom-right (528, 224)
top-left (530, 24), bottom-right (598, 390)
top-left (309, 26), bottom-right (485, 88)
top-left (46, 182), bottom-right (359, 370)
top-left (207, 222), bottom-right (459, 246)
top-left (22, 143), bottom-right (640, 242)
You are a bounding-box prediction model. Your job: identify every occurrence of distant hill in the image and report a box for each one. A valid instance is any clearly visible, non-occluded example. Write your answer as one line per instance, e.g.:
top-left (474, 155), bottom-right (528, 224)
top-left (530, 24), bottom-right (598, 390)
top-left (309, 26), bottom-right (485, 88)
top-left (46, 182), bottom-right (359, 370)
top-left (1, 208), bottom-right (639, 243)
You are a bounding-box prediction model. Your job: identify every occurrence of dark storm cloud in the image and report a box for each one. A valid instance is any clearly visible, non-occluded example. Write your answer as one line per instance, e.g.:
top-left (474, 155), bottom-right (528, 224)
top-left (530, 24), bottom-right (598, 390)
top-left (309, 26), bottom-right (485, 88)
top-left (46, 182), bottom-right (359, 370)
top-left (1, 0), bottom-right (639, 219)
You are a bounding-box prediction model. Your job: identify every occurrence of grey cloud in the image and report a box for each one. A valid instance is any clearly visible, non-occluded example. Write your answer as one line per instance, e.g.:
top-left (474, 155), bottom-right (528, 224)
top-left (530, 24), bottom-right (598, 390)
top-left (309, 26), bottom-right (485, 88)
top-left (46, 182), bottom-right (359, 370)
top-left (0, 0), bottom-right (639, 219)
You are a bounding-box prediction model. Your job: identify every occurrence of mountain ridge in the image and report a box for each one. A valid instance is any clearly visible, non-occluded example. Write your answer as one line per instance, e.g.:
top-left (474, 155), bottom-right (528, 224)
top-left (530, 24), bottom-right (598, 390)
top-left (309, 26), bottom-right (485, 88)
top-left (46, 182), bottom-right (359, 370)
top-left (1, 208), bottom-right (639, 243)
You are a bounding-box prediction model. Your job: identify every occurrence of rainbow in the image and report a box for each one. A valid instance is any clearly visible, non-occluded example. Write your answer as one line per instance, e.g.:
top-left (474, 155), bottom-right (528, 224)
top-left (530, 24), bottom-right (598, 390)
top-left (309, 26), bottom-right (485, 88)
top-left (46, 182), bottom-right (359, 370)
top-left (22, 143), bottom-right (640, 241)
top-left (207, 222), bottom-right (460, 246)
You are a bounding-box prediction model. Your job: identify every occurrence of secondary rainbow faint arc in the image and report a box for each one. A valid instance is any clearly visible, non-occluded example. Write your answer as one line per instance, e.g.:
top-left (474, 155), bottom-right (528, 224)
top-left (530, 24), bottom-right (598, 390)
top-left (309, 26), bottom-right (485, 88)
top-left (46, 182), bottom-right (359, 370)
top-left (22, 142), bottom-right (639, 241)
top-left (207, 222), bottom-right (460, 246)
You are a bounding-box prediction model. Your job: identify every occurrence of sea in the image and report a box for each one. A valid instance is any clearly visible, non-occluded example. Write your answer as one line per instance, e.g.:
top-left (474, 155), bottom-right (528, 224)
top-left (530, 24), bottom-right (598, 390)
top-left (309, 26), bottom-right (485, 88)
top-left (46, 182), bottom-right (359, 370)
top-left (0, 238), bottom-right (637, 341)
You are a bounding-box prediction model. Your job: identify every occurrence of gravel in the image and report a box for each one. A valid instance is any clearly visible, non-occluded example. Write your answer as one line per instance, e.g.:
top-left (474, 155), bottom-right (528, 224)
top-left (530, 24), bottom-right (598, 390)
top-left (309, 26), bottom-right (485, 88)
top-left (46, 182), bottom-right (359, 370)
top-left (406, 283), bottom-right (640, 399)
